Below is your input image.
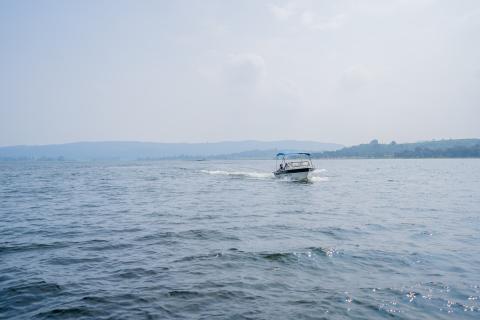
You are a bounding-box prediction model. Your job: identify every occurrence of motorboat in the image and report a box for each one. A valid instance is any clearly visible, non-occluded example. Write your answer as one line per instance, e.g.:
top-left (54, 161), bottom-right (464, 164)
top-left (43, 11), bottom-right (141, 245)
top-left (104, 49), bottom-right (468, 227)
top-left (273, 152), bottom-right (315, 181)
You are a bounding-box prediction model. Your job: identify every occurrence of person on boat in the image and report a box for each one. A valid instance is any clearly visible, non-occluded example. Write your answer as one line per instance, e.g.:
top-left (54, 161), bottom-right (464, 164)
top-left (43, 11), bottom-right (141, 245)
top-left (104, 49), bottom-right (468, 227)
top-left (279, 164), bottom-right (284, 170)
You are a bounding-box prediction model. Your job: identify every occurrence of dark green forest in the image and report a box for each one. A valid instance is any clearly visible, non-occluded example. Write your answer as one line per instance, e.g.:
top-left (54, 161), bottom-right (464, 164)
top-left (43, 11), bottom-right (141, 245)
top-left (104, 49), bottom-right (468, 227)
top-left (312, 139), bottom-right (480, 158)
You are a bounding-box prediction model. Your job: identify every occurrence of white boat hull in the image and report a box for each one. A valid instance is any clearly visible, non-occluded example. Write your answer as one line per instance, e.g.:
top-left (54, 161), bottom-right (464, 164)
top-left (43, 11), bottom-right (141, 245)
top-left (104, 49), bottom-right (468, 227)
top-left (274, 169), bottom-right (312, 181)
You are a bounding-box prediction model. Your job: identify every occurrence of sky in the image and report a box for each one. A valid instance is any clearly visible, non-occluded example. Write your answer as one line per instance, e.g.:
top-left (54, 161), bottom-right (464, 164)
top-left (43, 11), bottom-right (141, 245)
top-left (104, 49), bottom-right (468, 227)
top-left (0, 0), bottom-right (479, 146)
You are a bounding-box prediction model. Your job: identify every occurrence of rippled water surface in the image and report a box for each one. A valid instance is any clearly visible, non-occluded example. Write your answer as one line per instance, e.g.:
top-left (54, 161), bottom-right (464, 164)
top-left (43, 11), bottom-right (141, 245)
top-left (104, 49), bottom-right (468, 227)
top-left (1, 159), bottom-right (480, 319)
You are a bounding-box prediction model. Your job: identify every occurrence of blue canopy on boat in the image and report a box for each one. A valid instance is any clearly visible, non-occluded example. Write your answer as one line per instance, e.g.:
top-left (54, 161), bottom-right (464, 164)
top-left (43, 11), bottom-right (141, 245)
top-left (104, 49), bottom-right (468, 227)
top-left (276, 152), bottom-right (311, 157)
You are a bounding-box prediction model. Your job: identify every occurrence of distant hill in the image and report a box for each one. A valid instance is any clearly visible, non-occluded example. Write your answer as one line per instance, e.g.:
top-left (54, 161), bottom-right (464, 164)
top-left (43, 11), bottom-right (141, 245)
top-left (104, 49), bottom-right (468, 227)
top-left (312, 139), bottom-right (480, 158)
top-left (0, 140), bottom-right (342, 161)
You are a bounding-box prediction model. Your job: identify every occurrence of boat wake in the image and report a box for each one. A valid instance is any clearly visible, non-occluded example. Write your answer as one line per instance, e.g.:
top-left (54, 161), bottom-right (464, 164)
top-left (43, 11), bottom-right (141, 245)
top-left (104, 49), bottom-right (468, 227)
top-left (200, 168), bottom-right (328, 182)
top-left (310, 168), bottom-right (329, 182)
top-left (200, 170), bottom-right (273, 179)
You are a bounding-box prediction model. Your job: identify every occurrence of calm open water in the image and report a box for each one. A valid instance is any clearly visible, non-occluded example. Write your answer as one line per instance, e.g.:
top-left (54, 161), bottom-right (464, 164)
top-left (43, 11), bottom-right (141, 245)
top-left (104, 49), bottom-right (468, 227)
top-left (1, 159), bottom-right (480, 319)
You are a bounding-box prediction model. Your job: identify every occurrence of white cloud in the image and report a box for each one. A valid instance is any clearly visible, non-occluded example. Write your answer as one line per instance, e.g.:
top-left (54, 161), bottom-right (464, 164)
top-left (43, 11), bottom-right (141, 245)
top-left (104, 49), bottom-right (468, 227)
top-left (300, 11), bottom-right (314, 26)
top-left (340, 65), bottom-right (373, 91)
top-left (269, 3), bottom-right (295, 21)
top-left (269, 2), bottom-right (347, 31)
top-left (301, 11), bottom-right (347, 30)
top-left (223, 53), bottom-right (266, 89)
top-left (475, 69), bottom-right (480, 80)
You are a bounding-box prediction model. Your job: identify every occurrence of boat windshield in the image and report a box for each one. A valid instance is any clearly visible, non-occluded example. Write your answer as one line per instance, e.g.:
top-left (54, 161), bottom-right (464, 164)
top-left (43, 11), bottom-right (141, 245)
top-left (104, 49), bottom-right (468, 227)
top-left (286, 160), bottom-right (311, 168)
top-left (276, 153), bottom-right (313, 170)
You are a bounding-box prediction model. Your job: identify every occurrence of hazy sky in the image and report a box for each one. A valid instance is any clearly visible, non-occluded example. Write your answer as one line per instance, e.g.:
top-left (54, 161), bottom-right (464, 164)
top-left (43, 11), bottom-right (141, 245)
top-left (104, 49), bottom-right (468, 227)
top-left (1, 0), bottom-right (479, 146)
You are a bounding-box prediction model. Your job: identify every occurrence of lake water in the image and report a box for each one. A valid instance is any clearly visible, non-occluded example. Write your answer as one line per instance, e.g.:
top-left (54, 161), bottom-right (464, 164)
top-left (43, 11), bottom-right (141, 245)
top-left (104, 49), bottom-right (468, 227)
top-left (1, 159), bottom-right (480, 319)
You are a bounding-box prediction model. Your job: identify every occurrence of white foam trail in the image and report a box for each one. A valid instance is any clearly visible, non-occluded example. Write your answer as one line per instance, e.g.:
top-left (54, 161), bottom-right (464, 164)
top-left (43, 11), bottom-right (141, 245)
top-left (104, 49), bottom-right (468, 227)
top-left (201, 168), bottom-right (328, 182)
top-left (310, 176), bottom-right (329, 182)
top-left (200, 170), bottom-right (273, 179)
top-left (310, 168), bottom-right (329, 182)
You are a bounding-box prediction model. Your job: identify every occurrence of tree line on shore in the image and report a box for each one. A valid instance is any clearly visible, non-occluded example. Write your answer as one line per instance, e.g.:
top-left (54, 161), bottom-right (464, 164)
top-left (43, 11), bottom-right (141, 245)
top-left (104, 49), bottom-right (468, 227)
top-left (312, 139), bottom-right (480, 158)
